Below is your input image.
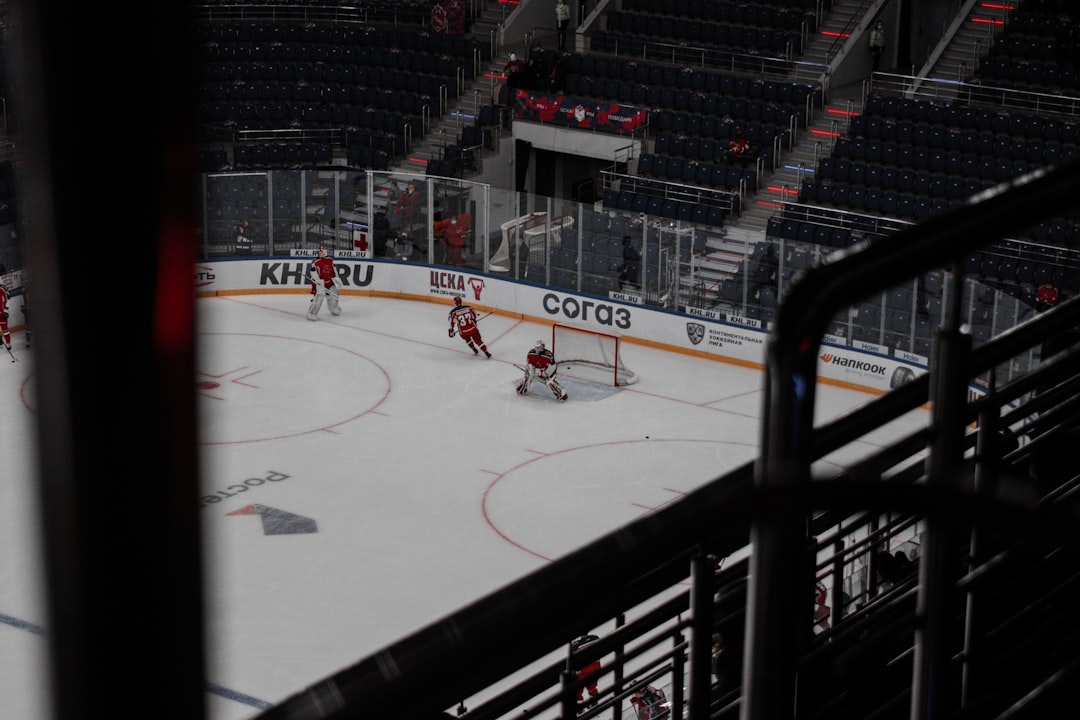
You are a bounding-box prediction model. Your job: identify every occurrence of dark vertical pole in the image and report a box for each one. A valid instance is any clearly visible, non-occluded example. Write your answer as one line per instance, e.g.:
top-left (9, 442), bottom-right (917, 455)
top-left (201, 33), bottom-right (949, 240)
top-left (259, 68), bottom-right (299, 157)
top-left (910, 327), bottom-right (971, 720)
top-left (743, 330), bottom-right (819, 720)
top-left (18, 1), bottom-right (206, 719)
top-left (689, 552), bottom-right (715, 720)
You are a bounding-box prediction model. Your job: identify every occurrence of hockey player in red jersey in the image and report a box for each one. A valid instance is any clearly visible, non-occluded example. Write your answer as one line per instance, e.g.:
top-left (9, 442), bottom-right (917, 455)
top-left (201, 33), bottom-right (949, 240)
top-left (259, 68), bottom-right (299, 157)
top-left (20, 283), bottom-right (29, 348)
top-left (0, 284), bottom-right (13, 355)
top-left (307, 246), bottom-right (342, 321)
top-left (516, 339), bottom-right (567, 401)
top-left (570, 634), bottom-right (601, 706)
top-left (448, 296), bottom-right (491, 357)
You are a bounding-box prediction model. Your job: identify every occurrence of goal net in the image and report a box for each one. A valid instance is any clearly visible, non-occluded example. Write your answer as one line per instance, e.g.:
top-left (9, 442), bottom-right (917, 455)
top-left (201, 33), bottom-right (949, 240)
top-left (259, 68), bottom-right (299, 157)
top-left (551, 323), bottom-right (638, 386)
top-left (488, 212), bottom-right (574, 272)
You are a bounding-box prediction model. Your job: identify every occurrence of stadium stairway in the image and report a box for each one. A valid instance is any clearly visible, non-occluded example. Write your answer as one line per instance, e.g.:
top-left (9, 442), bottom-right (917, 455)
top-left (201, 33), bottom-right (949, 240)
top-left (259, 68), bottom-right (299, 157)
top-left (726, 79), bottom-right (864, 236)
top-left (388, 3), bottom-right (518, 180)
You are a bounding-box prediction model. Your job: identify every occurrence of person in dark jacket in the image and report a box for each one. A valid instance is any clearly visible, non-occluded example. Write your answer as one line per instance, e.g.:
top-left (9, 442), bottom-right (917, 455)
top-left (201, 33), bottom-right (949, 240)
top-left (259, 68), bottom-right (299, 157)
top-left (620, 235), bottom-right (641, 288)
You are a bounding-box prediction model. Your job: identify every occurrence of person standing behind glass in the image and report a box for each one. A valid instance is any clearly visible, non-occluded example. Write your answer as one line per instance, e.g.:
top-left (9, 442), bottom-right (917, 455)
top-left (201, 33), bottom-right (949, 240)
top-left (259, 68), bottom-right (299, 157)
top-left (619, 235), bottom-right (641, 289)
top-left (555, 0), bottom-right (571, 51)
top-left (869, 20), bottom-right (885, 73)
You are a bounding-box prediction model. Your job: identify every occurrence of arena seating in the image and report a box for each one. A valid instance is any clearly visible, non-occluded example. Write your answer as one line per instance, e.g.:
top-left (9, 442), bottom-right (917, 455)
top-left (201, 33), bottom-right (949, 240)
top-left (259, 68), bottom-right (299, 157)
top-left (194, 21), bottom-right (483, 169)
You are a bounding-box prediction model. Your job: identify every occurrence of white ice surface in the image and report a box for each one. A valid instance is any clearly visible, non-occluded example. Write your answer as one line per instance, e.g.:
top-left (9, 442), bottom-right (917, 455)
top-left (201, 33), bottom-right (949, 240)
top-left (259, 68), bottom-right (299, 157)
top-left (0, 293), bottom-right (929, 719)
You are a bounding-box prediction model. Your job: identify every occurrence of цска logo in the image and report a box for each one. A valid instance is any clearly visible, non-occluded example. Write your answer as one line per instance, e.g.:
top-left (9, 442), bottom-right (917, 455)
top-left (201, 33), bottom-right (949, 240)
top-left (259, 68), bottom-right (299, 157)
top-left (686, 322), bottom-right (705, 345)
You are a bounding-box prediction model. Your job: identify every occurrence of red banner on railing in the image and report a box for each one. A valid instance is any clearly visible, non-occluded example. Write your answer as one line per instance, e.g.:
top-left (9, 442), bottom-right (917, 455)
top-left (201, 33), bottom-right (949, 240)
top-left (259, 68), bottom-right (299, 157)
top-left (513, 90), bottom-right (648, 136)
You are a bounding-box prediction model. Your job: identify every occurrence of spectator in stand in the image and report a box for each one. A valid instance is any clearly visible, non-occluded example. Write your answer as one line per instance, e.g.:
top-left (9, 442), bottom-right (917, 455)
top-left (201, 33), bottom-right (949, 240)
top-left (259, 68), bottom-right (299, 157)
top-left (443, 216), bottom-right (468, 266)
top-left (869, 20), bottom-right (886, 73)
top-left (510, 235), bottom-right (530, 278)
top-left (396, 181), bottom-right (421, 233)
top-left (726, 129), bottom-right (749, 163)
top-left (711, 630), bottom-right (741, 697)
top-left (555, 0), bottom-right (571, 51)
top-left (619, 235), bottom-right (641, 289)
top-left (548, 56), bottom-right (567, 93)
top-left (384, 179), bottom-right (402, 228)
top-left (504, 52), bottom-right (526, 89)
top-left (234, 219), bottom-right (252, 254)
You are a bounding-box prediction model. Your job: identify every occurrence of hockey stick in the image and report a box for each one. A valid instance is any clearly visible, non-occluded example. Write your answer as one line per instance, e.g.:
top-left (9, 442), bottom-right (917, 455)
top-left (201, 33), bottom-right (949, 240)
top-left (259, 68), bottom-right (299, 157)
top-left (514, 362), bottom-right (556, 380)
top-left (5, 344), bottom-right (15, 362)
top-left (476, 311), bottom-right (495, 322)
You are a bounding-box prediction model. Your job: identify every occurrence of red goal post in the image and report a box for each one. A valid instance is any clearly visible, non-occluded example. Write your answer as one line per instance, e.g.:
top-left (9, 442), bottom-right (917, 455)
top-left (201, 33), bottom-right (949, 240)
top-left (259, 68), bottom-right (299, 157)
top-left (551, 323), bottom-right (638, 387)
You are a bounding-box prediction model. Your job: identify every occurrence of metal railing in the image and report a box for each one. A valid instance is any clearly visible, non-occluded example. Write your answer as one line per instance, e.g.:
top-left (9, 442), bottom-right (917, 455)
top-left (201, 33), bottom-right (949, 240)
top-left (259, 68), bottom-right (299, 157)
top-left (251, 159), bottom-right (1080, 720)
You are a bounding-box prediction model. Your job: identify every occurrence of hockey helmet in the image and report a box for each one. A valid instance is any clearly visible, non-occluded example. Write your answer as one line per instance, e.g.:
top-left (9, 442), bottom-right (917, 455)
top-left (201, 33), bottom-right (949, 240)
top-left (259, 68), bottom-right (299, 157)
top-left (453, 296), bottom-right (463, 306)
top-left (534, 339), bottom-right (546, 350)
top-left (317, 245), bottom-right (328, 258)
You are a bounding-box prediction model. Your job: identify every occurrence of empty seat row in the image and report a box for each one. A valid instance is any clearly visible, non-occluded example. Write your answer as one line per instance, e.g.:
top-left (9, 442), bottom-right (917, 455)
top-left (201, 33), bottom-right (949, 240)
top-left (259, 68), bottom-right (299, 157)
top-left (861, 94), bottom-right (1080, 142)
top-left (602, 189), bottom-right (727, 227)
top-left (588, 32), bottom-right (795, 76)
top-left (202, 79), bottom-right (443, 111)
top-left (604, 11), bottom-right (802, 54)
top-left (561, 53), bottom-right (815, 110)
top-left (203, 85), bottom-right (434, 120)
top-left (199, 23), bottom-right (481, 60)
top-left (609, 6), bottom-right (807, 34)
top-left (345, 144), bottom-right (391, 170)
top-left (848, 114), bottom-right (1080, 152)
top-left (976, 56), bottom-right (1080, 92)
top-left (201, 58), bottom-right (463, 87)
top-left (819, 159), bottom-right (1006, 198)
top-left (580, 210), bottom-right (636, 237)
top-left (638, 154), bottom-right (758, 190)
top-left (963, 249), bottom-right (1067, 288)
top-left (201, 43), bottom-right (470, 77)
top-left (621, 0), bottom-right (815, 27)
top-left (550, 246), bottom-right (624, 276)
top-left (831, 137), bottom-right (1079, 174)
top-left (766, 216), bottom-right (855, 249)
top-left (234, 142), bottom-right (333, 169)
top-left (202, 67), bottom-right (451, 102)
top-left (199, 101), bottom-right (420, 139)
top-left (653, 114), bottom-right (790, 149)
top-left (800, 179), bottom-right (953, 222)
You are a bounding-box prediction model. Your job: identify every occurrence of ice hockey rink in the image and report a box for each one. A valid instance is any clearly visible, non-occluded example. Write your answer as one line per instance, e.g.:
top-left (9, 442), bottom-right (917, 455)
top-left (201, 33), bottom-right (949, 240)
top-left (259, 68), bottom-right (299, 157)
top-left (0, 292), bottom-right (931, 720)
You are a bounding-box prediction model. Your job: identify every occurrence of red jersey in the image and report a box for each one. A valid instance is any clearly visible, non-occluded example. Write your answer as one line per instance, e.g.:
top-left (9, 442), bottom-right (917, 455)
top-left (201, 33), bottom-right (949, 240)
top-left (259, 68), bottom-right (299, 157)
top-left (448, 304), bottom-right (479, 335)
top-left (310, 256), bottom-right (336, 290)
top-left (526, 346), bottom-right (556, 372)
top-left (0, 285), bottom-right (10, 338)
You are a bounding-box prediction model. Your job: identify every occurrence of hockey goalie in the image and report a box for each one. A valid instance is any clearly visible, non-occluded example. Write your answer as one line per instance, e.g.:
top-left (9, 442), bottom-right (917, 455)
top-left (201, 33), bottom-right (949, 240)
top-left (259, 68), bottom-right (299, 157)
top-left (516, 340), bottom-right (568, 401)
top-left (307, 245), bottom-right (342, 320)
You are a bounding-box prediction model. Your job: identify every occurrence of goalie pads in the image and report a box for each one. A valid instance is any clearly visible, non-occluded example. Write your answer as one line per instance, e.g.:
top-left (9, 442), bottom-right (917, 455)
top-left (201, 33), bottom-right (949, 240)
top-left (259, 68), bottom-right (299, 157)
top-left (545, 376), bottom-right (566, 400)
top-left (516, 364), bottom-right (533, 395)
top-left (332, 275), bottom-right (343, 288)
